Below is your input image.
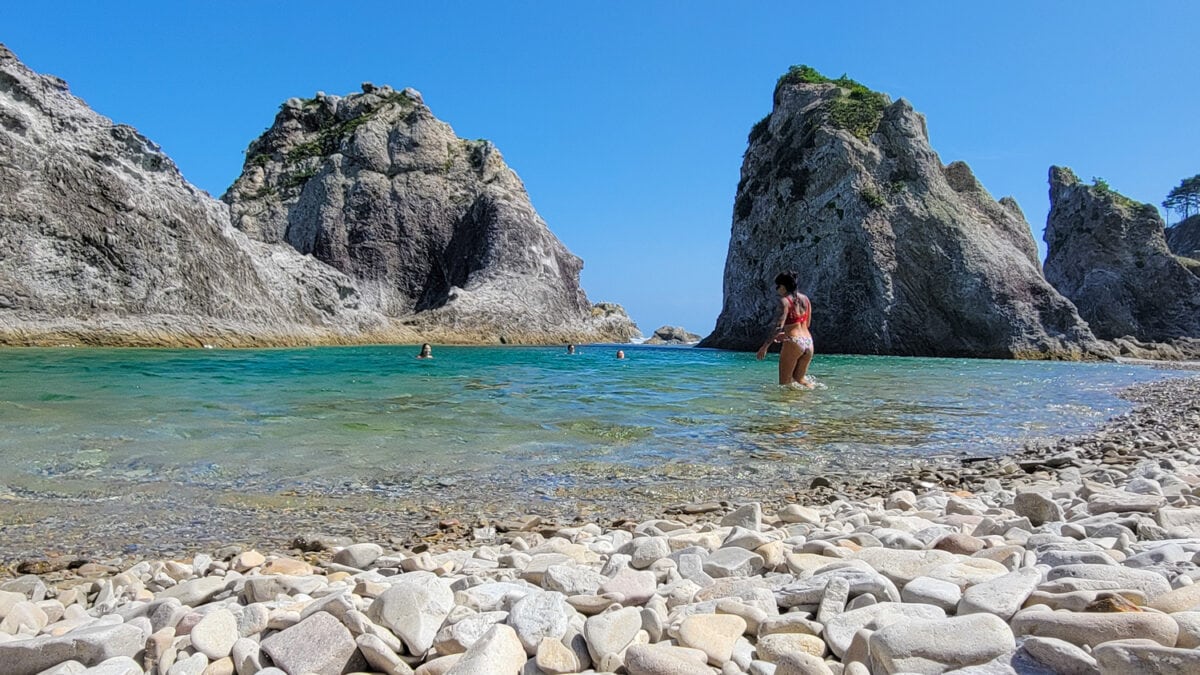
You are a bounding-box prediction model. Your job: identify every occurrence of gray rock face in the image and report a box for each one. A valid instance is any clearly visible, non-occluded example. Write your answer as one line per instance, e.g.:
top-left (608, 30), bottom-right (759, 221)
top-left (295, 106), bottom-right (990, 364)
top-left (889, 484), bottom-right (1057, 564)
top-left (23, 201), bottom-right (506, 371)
top-left (643, 325), bottom-right (700, 345)
top-left (702, 70), bottom-right (1103, 358)
top-left (0, 43), bottom-right (388, 347)
top-left (224, 83), bottom-right (637, 343)
top-left (1166, 214), bottom-right (1200, 261)
top-left (1044, 167), bottom-right (1200, 342)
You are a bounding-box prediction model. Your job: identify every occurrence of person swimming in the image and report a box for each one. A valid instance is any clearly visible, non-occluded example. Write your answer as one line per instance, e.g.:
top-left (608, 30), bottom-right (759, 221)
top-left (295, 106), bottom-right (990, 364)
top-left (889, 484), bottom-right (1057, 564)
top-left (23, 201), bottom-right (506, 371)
top-left (417, 343), bottom-right (433, 359)
top-left (616, 350), bottom-right (625, 359)
top-left (756, 271), bottom-right (815, 388)
top-left (566, 344), bottom-right (576, 355)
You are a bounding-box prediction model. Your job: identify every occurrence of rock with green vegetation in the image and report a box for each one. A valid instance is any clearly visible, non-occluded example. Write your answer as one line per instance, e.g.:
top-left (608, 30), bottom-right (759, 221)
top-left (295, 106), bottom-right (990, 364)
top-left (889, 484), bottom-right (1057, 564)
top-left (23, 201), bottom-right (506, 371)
top-left (0, 43), bottom-right (389, 347)
top-left (703, 65), bottom-right (1103, 359)
top-left (224, 83), bottom-right (638, 343)
top-left (1044, 166), bottom-right (1200, 344)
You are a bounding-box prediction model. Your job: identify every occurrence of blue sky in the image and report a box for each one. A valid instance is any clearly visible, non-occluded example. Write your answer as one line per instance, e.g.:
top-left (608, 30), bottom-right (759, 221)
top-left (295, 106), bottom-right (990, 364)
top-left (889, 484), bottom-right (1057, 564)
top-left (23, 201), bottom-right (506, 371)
top-left (6, 2), bottom-right (1198, 336)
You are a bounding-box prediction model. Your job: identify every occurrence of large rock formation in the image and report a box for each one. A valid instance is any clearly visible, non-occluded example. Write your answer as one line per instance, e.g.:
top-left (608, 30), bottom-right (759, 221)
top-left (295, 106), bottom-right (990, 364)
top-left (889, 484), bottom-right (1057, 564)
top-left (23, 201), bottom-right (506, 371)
top-left (1044, 167), bottom-right (1200, 342)
top-left (0, 44), bottom-right (388, 347)
top-left (702, 67), bottom-right (1103, 358)
top-left (1167, 214), bottom-right (1200, 262)
top-left (223, 84), bottom-right (637, 343)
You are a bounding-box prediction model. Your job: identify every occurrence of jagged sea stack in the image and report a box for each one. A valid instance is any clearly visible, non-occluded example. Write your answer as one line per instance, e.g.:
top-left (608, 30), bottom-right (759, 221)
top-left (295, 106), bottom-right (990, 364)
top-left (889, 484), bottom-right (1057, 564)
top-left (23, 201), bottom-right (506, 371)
top-left (0, 44), bottom-right (385, 347)
top-left (224, 84), bottom-right (637, 343)
top-left (1044, 167), bottom-right (1200, 342)
top-left (702, 67), bottom-right (1102, 358)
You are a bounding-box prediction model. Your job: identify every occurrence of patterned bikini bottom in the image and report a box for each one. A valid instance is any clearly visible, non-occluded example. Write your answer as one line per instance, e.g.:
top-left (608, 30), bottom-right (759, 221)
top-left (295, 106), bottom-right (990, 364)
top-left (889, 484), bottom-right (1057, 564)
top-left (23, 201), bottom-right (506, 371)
top-left (785, 335), bottom-right (814, 352)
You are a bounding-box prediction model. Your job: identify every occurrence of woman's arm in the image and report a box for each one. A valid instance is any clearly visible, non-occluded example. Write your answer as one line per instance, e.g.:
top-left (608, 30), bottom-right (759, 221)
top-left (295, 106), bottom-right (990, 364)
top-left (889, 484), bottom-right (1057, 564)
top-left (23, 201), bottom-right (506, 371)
top-left (756, 298), bottom-right (788, 359)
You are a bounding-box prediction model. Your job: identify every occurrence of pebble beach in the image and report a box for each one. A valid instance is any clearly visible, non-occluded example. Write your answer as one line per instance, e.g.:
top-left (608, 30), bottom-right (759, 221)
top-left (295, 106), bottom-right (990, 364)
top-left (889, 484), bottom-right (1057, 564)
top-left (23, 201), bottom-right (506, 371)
top-left (1, 372), bottom-right (1200, 674)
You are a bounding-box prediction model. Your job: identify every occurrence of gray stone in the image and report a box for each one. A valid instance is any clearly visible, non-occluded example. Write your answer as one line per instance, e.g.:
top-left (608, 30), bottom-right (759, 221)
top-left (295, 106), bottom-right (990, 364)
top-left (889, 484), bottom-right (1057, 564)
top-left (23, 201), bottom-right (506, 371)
top-left (367, 571), bottom-right (455, 655)
top-left (333, 543), bottom-right (385, 569)
top-left (1013, 492), bottom-right (1064, 527)
top-left (901, 576), bottom-right (962, 613)
top-left (643, 325), bottom-right (702, 345)
top-left (155, 578), bottom-right (230, 607)
top-left (260, 611), bottom-right (358, 675)
top-left (721, 503), bottom-right (762, 531)
top-left (356, 633), bottom-right (415, 675)
top-left (774, 652), bottom-right (834, 675)
top-left (868, 614), bottom-right (1014, 673)
top-left (1020, 636), bottom-right (1099, 675)
top-left (597, 567), bottom-right (656, 605)
top-left (1087, 491), bottom-right (1165, 515)
top-left (166, 653), bottom-right (207, 675)
top-left (542, 565), bottom-right (607, 596)
top-left (78, 656), bottom-right (143, 675)
top-left (823, 602), bottom-right (945, 659)
top-left (444, 624), bottom-right (527, 674)
top-left (1093, 638), bottom-right (1200, 675)
top-left (624, 537), bottom-right (672, 570)
top-left (189, 608), bottom-right (239, 660)
top-left (1046, 564), bottom-right (1172, 601)
top-left (0, 622), bottom-right (144, 675)
top-left (624, 643), bottom-right (712, 674)
top-left (508, 591), bottom-right (570, 655)
top-left (1011, 609), bottom-right (1179, 647)
top-left (583, 607), bottom-right (642, 663)
top-left (434, 611), bottom-right (507, 655)
top-left (958, 568), bottom-right (1042, 621)
top-left (851, 548), bottom-right (957, 586)
top-left (231, 637), bottom-right (265, 675)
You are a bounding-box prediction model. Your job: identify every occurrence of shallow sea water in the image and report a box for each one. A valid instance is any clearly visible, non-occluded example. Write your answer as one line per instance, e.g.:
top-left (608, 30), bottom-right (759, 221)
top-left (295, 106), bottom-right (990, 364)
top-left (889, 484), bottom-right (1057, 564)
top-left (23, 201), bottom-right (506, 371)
top-left (0, 345), bottom-right (1185, 501)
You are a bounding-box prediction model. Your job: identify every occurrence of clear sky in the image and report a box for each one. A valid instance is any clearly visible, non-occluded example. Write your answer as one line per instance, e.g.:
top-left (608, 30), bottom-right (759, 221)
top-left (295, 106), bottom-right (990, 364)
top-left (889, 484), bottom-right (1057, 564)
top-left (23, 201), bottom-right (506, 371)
top-left (5, 2), bottom-right (1198, 336)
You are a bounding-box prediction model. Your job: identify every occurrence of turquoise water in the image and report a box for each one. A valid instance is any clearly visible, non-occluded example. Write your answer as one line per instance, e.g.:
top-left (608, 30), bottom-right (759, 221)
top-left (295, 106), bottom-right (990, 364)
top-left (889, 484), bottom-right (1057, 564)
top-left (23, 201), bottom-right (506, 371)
top-left (0, 346), bottom-right (1182, 498)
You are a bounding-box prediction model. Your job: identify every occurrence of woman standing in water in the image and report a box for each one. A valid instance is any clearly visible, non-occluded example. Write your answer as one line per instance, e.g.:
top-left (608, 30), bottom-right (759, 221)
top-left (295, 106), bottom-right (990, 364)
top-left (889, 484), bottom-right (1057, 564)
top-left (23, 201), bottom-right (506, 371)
top-left (756, 272), bottom-right (814, 388)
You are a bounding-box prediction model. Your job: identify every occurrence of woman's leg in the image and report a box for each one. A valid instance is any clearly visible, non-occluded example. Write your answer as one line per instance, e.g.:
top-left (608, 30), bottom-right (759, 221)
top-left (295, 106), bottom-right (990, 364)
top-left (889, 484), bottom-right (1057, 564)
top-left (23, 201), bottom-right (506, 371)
top-left (778, 341), bottom-right (801, 385)
top-left (792, 348), bottom-right (814, 387)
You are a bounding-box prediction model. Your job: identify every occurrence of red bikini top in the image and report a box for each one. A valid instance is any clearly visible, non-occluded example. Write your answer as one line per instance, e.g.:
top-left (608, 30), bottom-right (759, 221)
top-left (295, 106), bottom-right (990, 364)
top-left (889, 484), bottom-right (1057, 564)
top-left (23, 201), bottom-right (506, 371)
top-left (784, 294), bottom-right (809, 325)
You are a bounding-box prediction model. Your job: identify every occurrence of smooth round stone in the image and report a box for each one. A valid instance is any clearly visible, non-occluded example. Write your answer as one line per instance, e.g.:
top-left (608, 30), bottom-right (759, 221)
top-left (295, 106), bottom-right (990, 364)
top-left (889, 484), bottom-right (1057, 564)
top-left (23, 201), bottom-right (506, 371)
top-left (624, 643), bottom-right (710, 674)
top-left (366, 571), bottom-right (455, 655)
top-left (1171, 611), bottom-right (1200, 649)
top-left (932, 533), bottom-right (984, 555)
top-left (1046, 564), bottom-right (1172, 601)
top-left (583, 607), bottom-right (642, 662)
top-left (704, 548), bottom-right (765, 578)
top-left (823, 602), bottom-right (945, 659)
top-left (597, 567), bottom-right (657, 605)
top-left (852, 548), bottom-right (957, 586)
top-left (332, 543), bottom-right (384, 569)
top-left (958, 568), bottom-right (1042, 621)
top-left (625, 537), bottom-right (671, 570)
top-left (190, 608), bottom-right (239, 660)
top-left (1012, 491), bottom-right (1064, 526)
top-left (446, 624), bottom-right (527, 674)
top-left (1011, 609), bottom-right (1180, 647)
top-left (925, 558), bottom-right (1009, 589)
top-left (509, 591), bottom-right (571, 655)
top-left (1093, 638), bottom-right (1200, 674)
top-left (259, 557), bottom-right (314, 576)
top-left (536, 636), bottom-right (580, 674)
top-left (901, 576), bottom-right (962, 613)
top-left (778, 505), bottom-right (821, 525)
top-left (869, 613), bottom-right (1014, 674)
top-left (1019, 636), bottom-right (1098, 675)
top-left (1149, 582), bottom-right (1200, 613)
top-left (756, 633), bottom-right (826, 662)
top-left (231, 550), bottom-right (265, 572)
top-left (678, 613), bottom-right (746, 666)
top-left (543, 565), bottom-right (607, 596)
top-left (774, 651), bottom-right (834, 675)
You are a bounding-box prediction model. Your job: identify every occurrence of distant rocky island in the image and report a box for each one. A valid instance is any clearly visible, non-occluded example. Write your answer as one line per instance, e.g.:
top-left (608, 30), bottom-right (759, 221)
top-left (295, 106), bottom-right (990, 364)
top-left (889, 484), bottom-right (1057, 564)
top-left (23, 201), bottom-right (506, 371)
top-left (0, 44), bottom-right (637, 347)
top-left (644, 325), bottom-right (701, 345)
top-left (703, 66), bottom-right (1200, 360)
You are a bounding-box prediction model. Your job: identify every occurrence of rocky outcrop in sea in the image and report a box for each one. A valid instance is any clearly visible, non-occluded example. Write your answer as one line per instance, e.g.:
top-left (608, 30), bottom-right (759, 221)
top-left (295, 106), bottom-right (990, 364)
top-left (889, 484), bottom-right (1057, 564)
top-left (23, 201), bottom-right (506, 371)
top-left (702, 67), bottom-right (1105, 359)
top-left (0, 44), bottom-right (391, 347)
top-left (644, 326), bottom-right (701, 345)
top-left (1167, 214), bottom-right (1200, 264)
top-left (224, 83), bottom-right (638, 344)
top-left (1044, 167), bottom-right (1200, 345)
top-left (0, 45), bottom-right (633, 346)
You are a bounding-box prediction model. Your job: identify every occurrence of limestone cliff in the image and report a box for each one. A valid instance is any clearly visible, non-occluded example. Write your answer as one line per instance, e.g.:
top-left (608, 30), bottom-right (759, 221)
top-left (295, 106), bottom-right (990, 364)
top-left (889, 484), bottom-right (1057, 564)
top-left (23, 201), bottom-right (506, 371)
top-left (223, 84), bottom-right (637, 343)
top-left (1044, 167), bottom-right (1200, 342)
top-left (0, 44), bottom-right (390, 347)
top-left (702, 67), bottom-right (1103, 358)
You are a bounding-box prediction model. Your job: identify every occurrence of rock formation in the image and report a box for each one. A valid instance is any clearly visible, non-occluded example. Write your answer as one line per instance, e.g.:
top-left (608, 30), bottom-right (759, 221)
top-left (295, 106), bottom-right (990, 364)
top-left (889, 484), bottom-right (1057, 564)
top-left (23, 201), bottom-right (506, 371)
top-left (1166, 214), bottom-right (1200, 264)
top-left (223, 84), bottom-right (637, 343)
top-left (0, 44), bottom-right (389, 347)
top-left (702, 67), bottom-right (1103, 358)
top-left (1044, 167), bottom-right (1200, 343)
top-left (644, 325), bottom-right (701, 345)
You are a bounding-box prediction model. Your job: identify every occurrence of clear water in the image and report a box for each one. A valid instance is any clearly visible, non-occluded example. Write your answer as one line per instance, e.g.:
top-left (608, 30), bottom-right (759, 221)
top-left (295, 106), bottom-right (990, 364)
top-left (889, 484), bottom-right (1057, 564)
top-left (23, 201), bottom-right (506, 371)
top-left (0, 345), bottom-right (1183, 500)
